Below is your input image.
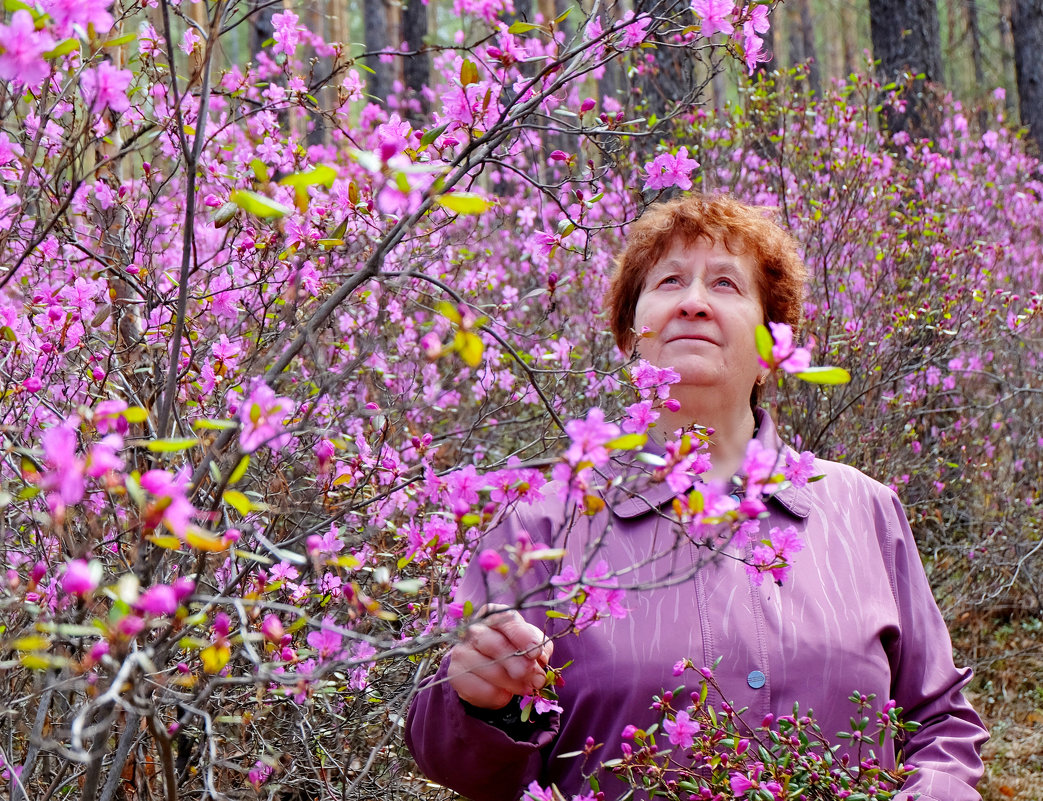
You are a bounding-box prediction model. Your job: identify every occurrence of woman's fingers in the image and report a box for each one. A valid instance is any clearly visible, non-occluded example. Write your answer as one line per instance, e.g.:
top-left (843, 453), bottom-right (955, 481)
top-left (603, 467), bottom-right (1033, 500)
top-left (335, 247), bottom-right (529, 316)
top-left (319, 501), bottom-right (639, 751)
top-left (446, 606), bottom-right (553, 709)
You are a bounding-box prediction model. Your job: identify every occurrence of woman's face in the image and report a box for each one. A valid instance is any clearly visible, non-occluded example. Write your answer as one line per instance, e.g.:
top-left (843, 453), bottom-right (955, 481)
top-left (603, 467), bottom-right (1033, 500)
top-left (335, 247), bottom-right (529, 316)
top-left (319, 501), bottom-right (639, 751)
top-left (633, 237), bottom-right (766, 401)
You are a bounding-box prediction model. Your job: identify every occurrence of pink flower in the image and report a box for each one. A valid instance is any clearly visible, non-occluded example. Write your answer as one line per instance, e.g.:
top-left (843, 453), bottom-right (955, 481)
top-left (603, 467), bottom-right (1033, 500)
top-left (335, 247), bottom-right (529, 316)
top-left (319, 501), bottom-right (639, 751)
top-left (783, 450), bottom-right (816, 487)
top-left (691, 0), bottom-right (735, 37)
top-left (272, 11), bottom-right (302, 56)
top-left (0, 11), bottom-right (55, 87)
top-left (524, 782), bottom-right (554, 801)
top-left (42, 0), bottom-right (114, 36)
top-left (663, 709), bottom-right (699, 749)
top-left (478, 549), bottom-right (504, 572)
top-left (80, 61), bottom-right (133, 113)
top-left (239, 381), bottom-right (296, 453)
top-left (564, 408), bottom-right (620, 467)
top-left (62, 559), bottom-right (101, 596)
top-left (643, 147), bottom-right (700, 192)
top-left (137, 584), bottom-right (179, 616)
top-left (307, 617), bottom-right (343, 661)
top-left (763, 322), bottom-right (812, 373)
top-left (618, 11), bottom-right (651, 50)
top-left (729, 771), bottom-right (756, 795)
top-left (139, 469), bottom-right (196, 536)
top-left (40, 421), bottom-right (86, 513)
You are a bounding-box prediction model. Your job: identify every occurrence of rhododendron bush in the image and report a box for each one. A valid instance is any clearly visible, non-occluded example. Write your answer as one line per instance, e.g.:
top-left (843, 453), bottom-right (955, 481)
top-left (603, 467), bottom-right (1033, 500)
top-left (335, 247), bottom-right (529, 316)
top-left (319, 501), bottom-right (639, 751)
top-left (0, 0), bottom-right (1039, 797)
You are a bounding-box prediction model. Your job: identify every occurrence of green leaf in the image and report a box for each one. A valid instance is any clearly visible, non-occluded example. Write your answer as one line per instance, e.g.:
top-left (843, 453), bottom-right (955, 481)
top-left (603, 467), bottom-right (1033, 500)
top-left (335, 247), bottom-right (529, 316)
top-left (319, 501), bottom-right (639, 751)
top-left (278, 164), bottom-right (337, 189)
top-left (1, 325), bottom-right (18, 342)
top-left (228, 454), bottom-right (250, 485)
top-left (507, 21), bottom-right (540, 33)
top-left (223, 490), bottom-right (252, 515)
top-left (103, 32), bottom-right (137, 48)
top-left (193, 418), bottom-right (236, 431)
top-left (229, 190), bottom-right (291, 219)
top-left (123, 406), bottom-right (149, 423)
top-left (249, 158), bottom-right (269, 183)
top-left (794, 366), bottom-right (851, 385)
top-left (605, 433), bottom-right (648, 451)
top-left (460, 59), bottom-right (479, 86)
top-left (436, 193), bottom-right (493, 215)
top-left (44, 38), bottom-right (79, 59)
top-left (146, 437), bottom-right (200, 452)
top-left (418, 122), bottom-right (449, 149)
top-left (211, 201), bottom-right (239, 228)
top-left (3, 0), bottom-right (33, 12)
top-left (754, 324), bottom-right (774, 363)
top-left (554, 6), bottom-right (572, 23)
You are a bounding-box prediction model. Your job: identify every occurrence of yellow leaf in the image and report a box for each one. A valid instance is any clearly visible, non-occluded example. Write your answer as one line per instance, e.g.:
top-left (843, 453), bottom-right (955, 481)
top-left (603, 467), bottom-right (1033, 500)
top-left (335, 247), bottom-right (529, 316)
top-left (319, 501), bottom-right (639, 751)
top-left (12, 635), bottom-right (50, 651)
top-left (20, 654), bottom-right (53, 670)
top-left (228, 454), bottom-right (250, 485)
top-left (147, 535), bottom-right (183, 550)
top-left (223, 490), bottom-right (251, 515)
top-left (146, 437), bottom-right (199, 452)
top-left (436, 192), bottom-right (493, 215)
top-left (184, 527), bottom-right (229, 552)
top-left (200, 642), bottom-right (230, 674)
top-left (229, 189), bottom-right (291, 219)
top-left (456, 330), bottom-right (484, 367)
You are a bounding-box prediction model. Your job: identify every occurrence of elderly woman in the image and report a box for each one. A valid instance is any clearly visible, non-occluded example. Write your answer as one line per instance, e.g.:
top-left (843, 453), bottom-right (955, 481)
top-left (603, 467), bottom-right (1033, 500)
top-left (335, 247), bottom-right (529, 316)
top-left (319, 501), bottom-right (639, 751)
top-left (406, 195), bottom-right (987, 800)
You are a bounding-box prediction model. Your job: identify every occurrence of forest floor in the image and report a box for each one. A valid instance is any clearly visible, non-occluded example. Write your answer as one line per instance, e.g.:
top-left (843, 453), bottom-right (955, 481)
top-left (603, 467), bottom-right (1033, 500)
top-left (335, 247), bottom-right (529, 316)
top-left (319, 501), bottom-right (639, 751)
top-left (956, 610), bottom-right (1043, 800)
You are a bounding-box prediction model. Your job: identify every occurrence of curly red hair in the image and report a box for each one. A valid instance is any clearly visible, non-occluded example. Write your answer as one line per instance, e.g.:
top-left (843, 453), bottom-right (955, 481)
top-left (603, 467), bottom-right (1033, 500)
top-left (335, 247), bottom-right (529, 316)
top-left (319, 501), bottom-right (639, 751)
top-left (608, 194), bottom-right (808, 353)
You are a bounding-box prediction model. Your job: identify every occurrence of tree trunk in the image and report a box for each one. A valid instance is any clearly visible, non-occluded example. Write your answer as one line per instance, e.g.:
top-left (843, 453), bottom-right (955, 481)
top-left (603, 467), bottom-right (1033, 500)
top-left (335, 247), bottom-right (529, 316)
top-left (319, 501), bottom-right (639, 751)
top-left (867, 0), bottom-right (944, 136)
top-left (797, 0), bottom-right (820, 95)
top-left (401, 0), bottom-right (429, 116)
top-left (364, 0), bottom-right (394, 103)
top-left (1012, 0), bottom-right (1043, 153)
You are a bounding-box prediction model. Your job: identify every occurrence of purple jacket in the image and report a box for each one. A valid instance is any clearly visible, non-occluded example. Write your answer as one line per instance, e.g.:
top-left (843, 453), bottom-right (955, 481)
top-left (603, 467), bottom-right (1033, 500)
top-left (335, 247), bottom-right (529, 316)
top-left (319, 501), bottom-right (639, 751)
top-left (406, 410), bottom-right (987, 800)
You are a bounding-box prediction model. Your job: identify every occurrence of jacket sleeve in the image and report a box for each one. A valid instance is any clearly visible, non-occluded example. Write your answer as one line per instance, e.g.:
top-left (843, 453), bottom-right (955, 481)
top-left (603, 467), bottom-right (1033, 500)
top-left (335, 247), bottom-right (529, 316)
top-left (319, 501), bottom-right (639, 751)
top-left (882, 493), bottom-right (988, 801)
top-left (405, 654), bottom-right (559, 801)
top-left (404, 500), bottom-right (564, 801)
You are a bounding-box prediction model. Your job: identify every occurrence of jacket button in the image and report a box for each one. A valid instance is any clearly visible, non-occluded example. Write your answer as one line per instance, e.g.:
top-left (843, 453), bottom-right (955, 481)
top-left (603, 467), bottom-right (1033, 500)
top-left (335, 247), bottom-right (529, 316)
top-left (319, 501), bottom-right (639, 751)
top-left (747, 670), bottom-right (766, 689)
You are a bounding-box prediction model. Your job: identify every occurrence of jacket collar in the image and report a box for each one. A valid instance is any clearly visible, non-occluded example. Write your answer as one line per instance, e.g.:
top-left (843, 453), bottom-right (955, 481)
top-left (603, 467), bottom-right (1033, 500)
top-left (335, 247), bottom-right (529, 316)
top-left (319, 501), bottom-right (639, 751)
top-left (605, 408), bottom-right (812, 521)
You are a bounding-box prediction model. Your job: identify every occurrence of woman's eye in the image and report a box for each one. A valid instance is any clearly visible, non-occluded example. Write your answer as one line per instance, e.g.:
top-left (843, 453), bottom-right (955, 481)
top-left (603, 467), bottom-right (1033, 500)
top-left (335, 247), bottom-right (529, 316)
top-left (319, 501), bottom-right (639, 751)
top-left (659, 276), bottom-right (680, 286)
top-left (714, 277), bottom-right (736, 289)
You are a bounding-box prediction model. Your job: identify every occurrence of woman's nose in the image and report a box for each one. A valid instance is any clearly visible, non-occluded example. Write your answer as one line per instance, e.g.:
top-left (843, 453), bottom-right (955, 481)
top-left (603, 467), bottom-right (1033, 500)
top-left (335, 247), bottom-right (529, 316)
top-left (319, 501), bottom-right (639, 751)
top-left (677, 283), bottom-right (711, 317)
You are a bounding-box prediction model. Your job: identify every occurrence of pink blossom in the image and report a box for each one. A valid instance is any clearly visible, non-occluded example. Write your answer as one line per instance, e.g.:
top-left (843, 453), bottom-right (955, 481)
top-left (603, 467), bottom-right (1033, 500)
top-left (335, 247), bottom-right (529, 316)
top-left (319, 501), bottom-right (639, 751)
top-left (0, 11), bottom-right (55, 87)
top-left (783, 450), bottom-right (816, 487)
top-left (40, 421), bottom-right (86, 513)
top-left (763, 322), bottom-right (812, 373)
top-left (730, 772), bottom-right (756, 794)
top-left (42, 0), bottom-right (114, 36)
top-left (691, 0), bottom-right (735, 37)
top-left (239, 381), bottom-right (296, 453)
top-left (137, 584), bottom-right (179, 616)
top-left (86, 434), bottom-right (124, 478)
top-left (564, 407), bottom-right (620, 467)
top-left (139, 469), bottom-right (196, 536)
top-left (524, 781), bottom-right (554, 801)
top-left (62, 559), bottom-right (101, 596)
top-left (272, 11), bottom-right (302, 56)
top-left (663, 709), bottom-right (699, 748)
top-left (622, 400), bottom-right (658, 434)
top-left (80, 61), bottom-right (133, 113)
top-left (478, 549), bottom-right (504, 572)
top-left (306, 617), bottom-right (344, 661)
top-left (643, 147), bottom-right (700, 192)
top-left (618, 11), bottom-right (651, 50)
top-left (742, 438), bottom-right (778, 495)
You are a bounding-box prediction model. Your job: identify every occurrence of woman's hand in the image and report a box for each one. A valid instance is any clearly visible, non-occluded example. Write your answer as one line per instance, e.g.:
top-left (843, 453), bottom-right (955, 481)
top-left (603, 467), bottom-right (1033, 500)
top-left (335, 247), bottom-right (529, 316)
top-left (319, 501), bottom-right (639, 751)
top-left (447, 604), bottom-right (554, 710)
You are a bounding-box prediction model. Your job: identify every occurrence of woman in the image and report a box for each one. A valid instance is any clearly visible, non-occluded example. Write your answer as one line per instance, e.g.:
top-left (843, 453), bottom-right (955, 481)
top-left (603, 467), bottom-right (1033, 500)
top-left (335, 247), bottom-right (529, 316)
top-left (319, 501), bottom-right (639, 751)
top-left (406, 195), bottom-right (987, 800)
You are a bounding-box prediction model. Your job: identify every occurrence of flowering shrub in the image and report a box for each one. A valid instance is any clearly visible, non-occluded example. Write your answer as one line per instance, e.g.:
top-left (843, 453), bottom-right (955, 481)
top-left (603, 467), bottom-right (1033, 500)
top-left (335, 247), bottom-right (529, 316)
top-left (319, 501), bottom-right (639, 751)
top-left (0, 0), bottom-right (1038, 795)
top-left (525, 667), bottom-right (918, 800)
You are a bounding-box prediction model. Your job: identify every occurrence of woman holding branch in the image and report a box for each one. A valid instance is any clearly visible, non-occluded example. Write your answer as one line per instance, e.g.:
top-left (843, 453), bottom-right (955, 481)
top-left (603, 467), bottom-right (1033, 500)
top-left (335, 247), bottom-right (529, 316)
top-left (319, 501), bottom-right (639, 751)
top-left (406, 195), bottom-right (987, 800)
